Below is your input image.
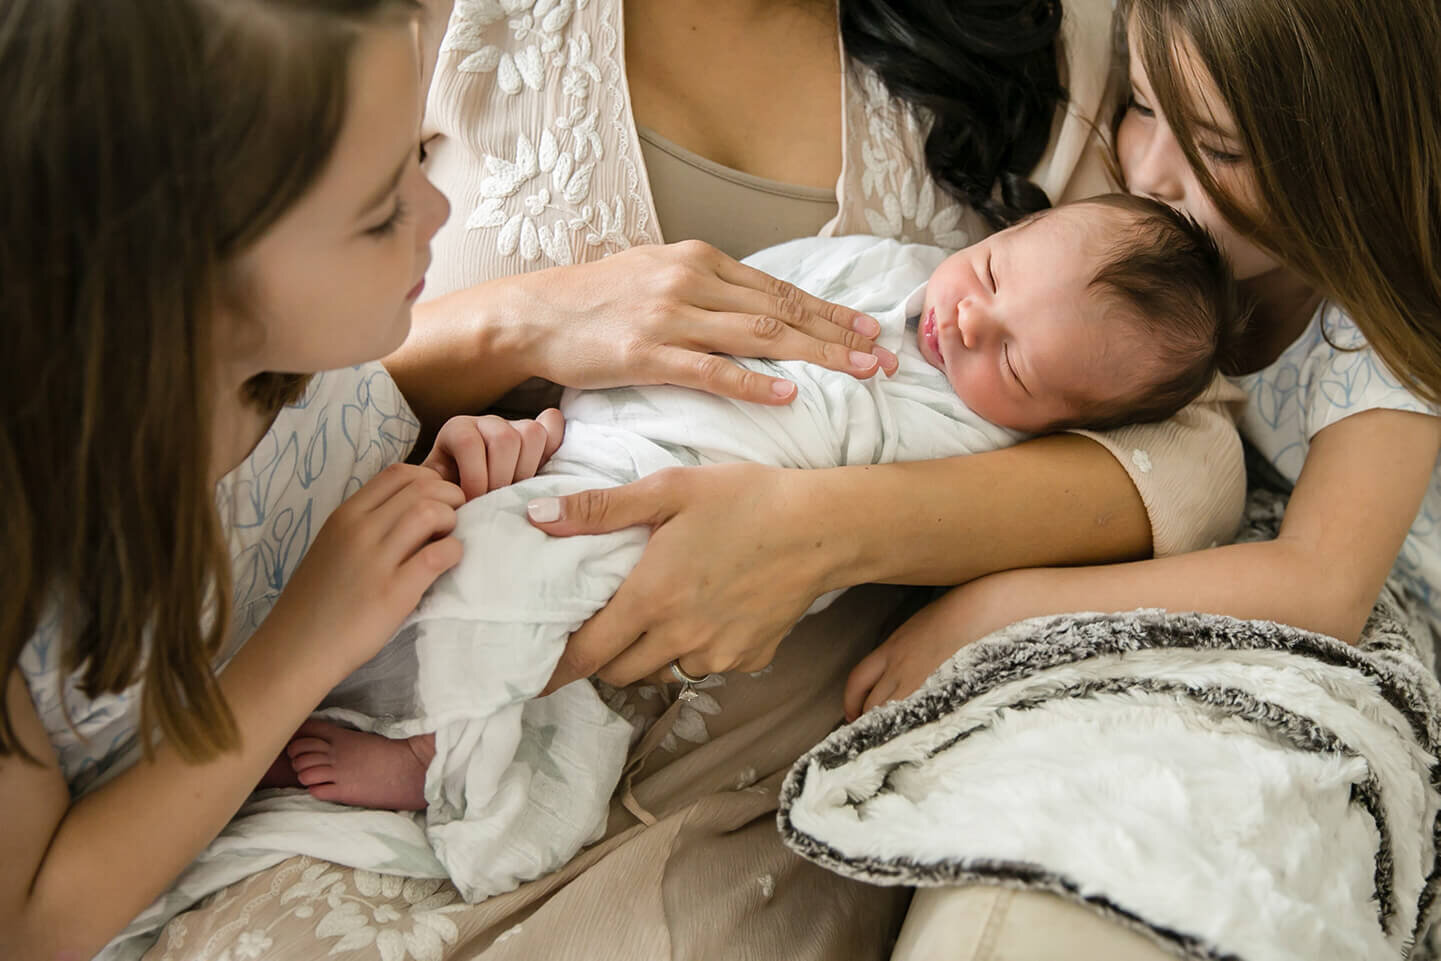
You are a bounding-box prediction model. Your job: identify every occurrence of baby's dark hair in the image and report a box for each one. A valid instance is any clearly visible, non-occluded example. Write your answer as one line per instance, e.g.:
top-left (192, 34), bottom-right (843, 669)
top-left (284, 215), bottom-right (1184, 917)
top-left (1059, 193), bottom-right (1246, 432)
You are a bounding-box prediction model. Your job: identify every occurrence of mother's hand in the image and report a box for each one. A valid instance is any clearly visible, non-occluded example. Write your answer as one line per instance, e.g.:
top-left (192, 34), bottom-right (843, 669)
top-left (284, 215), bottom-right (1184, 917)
top-left (526, 464), bottom-right (839, 691)
top-left (509, 240), bottom-right (898, 405)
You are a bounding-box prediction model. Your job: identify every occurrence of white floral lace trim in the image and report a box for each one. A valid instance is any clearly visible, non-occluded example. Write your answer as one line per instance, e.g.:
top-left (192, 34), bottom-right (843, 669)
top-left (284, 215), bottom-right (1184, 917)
top-left (852, 67), bottom-right (971, 249)
top-left (445, 0), bottom-right (652, 267)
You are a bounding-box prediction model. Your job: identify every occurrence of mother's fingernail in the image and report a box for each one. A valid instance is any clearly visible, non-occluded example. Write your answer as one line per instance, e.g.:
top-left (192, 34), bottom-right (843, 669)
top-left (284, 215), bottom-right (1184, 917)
top-left (850, 350), bottom-right (879, 370)
top-left (771, 379), bottom-right (797, 398)
top-left (527, 497), bottom-right (562, 523)
top-left (852, 314), bottom-right (881, 337)
top-left (876, 346), bottom-right (899, 372)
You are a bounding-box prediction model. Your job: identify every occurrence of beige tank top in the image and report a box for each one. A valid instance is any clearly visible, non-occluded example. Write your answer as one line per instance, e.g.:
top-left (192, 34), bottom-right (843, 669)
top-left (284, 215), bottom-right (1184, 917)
top-left (636, 125), bottom-right (840, 261)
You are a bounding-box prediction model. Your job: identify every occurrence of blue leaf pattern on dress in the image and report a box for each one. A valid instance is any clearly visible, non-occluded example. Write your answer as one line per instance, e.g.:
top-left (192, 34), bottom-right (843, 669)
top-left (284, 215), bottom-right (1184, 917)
top-left (18, 363), bottom-right (419, 793)
top-left (1233, 302), bottom-right (1441, 619)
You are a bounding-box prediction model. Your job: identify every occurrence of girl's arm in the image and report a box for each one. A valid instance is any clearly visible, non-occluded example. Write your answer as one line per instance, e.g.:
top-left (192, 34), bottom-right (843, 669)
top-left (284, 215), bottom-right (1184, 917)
top-left (0, 464), bottom-right (464, 960)
top-left (848, 409), bottom-right (1441, 714)
top-left (529, 432), bottom-right (1153, 689)
top-left (0, 628), bottom-right (351, 960)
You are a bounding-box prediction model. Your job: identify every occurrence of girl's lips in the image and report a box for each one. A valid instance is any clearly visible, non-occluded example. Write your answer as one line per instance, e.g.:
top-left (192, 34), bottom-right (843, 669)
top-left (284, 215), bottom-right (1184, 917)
top-left (406, 278), bottom-right (426, 300)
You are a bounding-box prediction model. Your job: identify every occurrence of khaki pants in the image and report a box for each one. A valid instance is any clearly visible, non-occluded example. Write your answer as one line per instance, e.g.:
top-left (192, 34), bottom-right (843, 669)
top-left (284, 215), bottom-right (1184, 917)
top-left (893, 888), bottom-right (1176, 961)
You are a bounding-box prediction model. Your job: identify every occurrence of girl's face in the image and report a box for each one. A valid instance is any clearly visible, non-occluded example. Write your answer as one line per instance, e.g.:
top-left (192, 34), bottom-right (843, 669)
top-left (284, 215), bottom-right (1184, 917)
top-left (1116, 19), bottom-right (1278, 281)
top-left (227, 21), bottom-right (449, 378)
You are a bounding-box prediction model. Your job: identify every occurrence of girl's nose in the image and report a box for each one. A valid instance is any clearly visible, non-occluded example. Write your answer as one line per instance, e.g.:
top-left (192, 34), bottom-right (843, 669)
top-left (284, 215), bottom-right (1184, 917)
top-left (1128, 126), bottom-right (1187, 206)
top-left (417, 172), bottom-right (451, 244)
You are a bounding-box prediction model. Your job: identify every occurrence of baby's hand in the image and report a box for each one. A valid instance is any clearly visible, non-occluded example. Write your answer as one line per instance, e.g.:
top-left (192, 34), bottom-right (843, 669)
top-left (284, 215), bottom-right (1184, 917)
top-left (421, 409), bottom-right (565, 500)
top-left (269, 464), bottom-right (465, 674)
top-left (843, 586), bottom-right (981, 721)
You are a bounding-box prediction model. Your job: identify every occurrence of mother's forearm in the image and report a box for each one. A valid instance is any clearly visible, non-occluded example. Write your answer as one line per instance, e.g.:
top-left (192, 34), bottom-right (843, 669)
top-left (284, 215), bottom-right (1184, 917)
top-left (813, 434), bottom-right (1151, 590)
top-left (385, 281), bottom-right (538, 431)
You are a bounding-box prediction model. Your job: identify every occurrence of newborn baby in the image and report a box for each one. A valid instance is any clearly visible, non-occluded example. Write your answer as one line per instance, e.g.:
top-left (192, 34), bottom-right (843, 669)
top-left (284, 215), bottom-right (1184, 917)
top-left (275, 193), bottom-right (1242, 901)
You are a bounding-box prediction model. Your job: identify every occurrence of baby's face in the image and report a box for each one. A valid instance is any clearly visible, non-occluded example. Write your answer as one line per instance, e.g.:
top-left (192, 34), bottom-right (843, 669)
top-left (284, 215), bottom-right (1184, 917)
top-left (917, 205), bottom-right (1142, 432)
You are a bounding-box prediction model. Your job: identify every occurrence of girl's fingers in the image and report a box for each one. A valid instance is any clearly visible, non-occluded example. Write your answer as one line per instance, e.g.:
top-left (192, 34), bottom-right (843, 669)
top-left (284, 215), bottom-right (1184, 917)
top-left (474, 417), bottom-right (522, 492)
top-left (392, 536), bottom-right (465, 607)
top-left (371, 478), bottom-right (463, 556)
top-left (426, 421), bottom-right (490, 499)
top-left (345, 463), bottom-right (441, 513)
top-left (843, 649), bottom-right (890, 721)
top-left (536, 408), bottom-right (566, 463)
top-left (509, 419), bottom-right (551, 483)
top-left (382, 497), bottom-right (460, 560)
top-left (862, 676), bottom-right (899, 717)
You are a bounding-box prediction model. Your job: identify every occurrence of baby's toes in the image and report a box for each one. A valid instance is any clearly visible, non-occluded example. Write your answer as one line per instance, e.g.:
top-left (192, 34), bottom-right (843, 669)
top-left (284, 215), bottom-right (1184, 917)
top-left (295, 763), bottom-right (337, 788)
top-left (286, 735), bottom-right (331, 761)
top-left (288, 747), bottom-right (333, 778)
top-left (306, 782), bottom-right (348, 804)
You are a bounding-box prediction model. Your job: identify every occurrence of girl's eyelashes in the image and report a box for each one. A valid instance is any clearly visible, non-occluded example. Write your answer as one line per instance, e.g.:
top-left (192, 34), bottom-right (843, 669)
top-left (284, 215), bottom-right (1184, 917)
top-left (366, 198), bottom-right (409, 238)
top-left (1200, 144), bottom-right (1244, 165)
top-left (1126, 93), bottom-right (1155, 119)
top-left (985, 253), bottom-right (997, 293)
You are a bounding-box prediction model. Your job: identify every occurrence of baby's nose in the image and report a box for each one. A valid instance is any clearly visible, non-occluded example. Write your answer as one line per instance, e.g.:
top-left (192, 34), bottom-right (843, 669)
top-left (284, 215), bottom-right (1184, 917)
top-left (956, 297), bottom-right (992, 350)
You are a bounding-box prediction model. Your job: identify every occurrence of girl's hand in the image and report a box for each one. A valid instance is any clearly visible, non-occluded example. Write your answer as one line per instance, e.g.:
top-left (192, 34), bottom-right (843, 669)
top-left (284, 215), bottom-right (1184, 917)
top-left (503, 240), bottom-right (898, 404)
top-left (268, 464), bottom-right (465, 676)
top-left (526, 464), bottom-right (836, 691)
top-left (421, 409), bottom-right (565, 500)
top-left (844, 582), bottom-right (997, 721)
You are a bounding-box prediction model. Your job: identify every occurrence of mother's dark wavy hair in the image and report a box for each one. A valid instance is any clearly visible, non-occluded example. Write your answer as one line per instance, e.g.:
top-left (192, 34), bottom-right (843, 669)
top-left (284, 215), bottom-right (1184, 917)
top-left (0, 0), bottom-right (419, 763)
top-left (841, 0), bottom-right (1066, 228)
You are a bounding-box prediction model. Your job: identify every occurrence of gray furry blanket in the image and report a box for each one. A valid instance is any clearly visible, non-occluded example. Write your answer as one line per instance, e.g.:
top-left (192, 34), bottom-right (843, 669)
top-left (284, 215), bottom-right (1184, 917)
top-left (779, 488), bottom-right (1441, 961)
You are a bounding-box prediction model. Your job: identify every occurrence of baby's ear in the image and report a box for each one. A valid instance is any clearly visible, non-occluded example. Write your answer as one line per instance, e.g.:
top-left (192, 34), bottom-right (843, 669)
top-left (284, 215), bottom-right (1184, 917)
top-left (1213, 292), bottom-right (1256, 378)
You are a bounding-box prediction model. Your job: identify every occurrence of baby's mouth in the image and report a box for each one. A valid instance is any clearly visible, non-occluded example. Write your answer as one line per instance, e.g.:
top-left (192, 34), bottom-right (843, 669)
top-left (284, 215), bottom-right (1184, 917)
top-left (920, 308), bottom-right (943, 365)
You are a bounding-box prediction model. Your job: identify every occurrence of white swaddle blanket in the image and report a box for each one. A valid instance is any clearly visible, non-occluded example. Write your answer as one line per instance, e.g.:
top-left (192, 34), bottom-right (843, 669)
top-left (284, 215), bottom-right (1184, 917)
top-left (96, 235), bottom-right (1025, 959)
top-left (325, 235), bottom-right (1024, 901)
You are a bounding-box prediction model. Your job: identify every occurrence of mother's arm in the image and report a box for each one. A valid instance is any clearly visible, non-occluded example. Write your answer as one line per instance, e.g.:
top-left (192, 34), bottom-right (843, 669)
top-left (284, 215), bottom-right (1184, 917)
top-left (385, 241), bottom-right (895, 431)
top-left (529, 433), bottom-right (1151, 689)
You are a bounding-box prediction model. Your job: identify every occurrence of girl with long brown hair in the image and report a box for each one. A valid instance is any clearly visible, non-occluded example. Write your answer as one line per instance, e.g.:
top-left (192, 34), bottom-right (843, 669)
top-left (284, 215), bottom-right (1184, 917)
top-left (0, 1), bottom-right (577, 957)
top-left (846, 0), bottom-right (1441, 710)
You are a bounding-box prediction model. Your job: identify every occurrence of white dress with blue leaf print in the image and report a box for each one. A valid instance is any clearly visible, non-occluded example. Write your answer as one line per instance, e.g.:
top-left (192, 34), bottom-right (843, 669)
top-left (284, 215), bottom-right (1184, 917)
top-left (1232, 303), bottom-right (1441, 624)
top-left (19, 362), bottom-right (419, 798)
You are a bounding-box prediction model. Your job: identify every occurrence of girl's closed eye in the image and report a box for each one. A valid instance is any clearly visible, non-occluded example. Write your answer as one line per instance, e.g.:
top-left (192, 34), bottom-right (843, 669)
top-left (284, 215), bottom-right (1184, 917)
top-left (985, 252), bottom-right (997, 293)
top-left (1199, 143), bottom-right (1244, 165)
top-left (1127, 93), bottom-right (1155, 119)
top-left (366, 198), bottom-right (409, 238)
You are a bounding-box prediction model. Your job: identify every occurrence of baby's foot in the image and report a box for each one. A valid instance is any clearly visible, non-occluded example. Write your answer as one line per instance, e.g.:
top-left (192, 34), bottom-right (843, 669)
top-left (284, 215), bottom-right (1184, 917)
top-left (257, 751), bottom-right (303, 790)
top-left (285, 719), bottom-right (436, 811)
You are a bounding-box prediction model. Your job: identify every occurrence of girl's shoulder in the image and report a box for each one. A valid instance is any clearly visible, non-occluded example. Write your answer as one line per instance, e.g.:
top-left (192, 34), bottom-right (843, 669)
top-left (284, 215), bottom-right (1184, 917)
top-left (1235, 302), bottom-right (1439, 447)
top-left (228, 362), bottom-right (418, 490)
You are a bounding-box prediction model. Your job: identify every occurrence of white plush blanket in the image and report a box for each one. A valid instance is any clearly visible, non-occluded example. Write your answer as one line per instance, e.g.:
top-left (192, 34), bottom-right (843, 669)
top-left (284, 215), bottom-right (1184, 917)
top-left (779, 491), bottom-right (1441, 961)
top-left (102, 236), bottom-right (1021, 959)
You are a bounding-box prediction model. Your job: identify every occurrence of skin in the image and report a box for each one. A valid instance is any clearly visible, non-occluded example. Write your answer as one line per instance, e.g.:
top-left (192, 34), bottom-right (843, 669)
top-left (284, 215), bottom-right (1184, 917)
top-left (0, 22), bottom-right (513, 960)
top-left (844, 16), bottom-right (1441, 719)
top-left (393, 0), bottom-right (1152, 689)
top-left (392, 0), bottom-right (886, 426)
